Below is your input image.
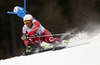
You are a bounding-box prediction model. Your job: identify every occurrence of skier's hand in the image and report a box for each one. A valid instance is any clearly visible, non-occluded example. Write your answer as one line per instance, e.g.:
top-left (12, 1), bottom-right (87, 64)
top-left (26, 44), bottom-right (31, 50)
top-left (26, 44), bottom-right (31, 52)
top-left (21, 34), bottom-right (30, 40)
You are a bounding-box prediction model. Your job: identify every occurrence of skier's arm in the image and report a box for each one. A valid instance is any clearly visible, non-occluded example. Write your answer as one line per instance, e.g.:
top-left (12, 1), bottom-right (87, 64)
top-left (22, 28), bottom-right (30, 46)
top-left (22, 30), bottom-right (31, 52)
top-left (29, 21), bottom-right (40, 36)
top-left (24, 38), bottom-right (29, 45)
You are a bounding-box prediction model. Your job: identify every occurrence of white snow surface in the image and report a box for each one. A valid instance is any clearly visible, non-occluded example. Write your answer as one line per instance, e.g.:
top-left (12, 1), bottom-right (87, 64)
top-left (0, 32), bottom-right (100, 65)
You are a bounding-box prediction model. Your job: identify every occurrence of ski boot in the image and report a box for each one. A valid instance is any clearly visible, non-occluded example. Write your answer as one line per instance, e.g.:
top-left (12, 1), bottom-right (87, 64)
top-left (40, 42), bottom-right (54, 49)
top-left (61, 40), bottom-right (70, 47)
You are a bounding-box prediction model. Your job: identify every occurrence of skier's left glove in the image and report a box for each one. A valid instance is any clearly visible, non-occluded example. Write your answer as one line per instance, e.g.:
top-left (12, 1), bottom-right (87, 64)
top-left (21, 34), bottom-right (30, 40)
top-left (26, 44), bottom-right (31, 52)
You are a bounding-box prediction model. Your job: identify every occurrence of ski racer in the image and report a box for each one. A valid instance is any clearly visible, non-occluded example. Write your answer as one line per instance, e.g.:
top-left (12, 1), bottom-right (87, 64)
top-left (13, 6), bottom-right (68, 52)
top-left (21, 14), bottom-right (68, 52)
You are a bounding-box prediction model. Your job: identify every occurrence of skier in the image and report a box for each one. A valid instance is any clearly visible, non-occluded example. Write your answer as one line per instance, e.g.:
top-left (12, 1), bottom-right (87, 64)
top-left (13, 6), bottom-right (68, 52)
top-left (21, 14), bottom-right (68, 52)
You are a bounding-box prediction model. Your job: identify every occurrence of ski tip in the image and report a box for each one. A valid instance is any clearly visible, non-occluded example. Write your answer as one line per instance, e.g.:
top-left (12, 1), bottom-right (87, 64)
top-left (22, 52), bottom-right (34, 56)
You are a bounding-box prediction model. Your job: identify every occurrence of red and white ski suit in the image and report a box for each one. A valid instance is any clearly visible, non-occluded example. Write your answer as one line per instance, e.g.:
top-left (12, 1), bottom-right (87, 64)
top-left (22, 19), bottom-right (61, 46)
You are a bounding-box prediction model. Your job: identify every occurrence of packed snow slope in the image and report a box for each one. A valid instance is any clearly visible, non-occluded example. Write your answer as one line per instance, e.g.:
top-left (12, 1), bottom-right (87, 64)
top-left (0, 32), bottom-right (100, 65)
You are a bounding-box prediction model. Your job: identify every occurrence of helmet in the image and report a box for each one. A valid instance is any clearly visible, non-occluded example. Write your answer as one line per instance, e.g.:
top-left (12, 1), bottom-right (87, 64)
top-left (13, 6), bottom-right (22, 12)
top-left (23, 14), bottom-right (33, 24)
top-left (23, 14), bottom-right (33, 22)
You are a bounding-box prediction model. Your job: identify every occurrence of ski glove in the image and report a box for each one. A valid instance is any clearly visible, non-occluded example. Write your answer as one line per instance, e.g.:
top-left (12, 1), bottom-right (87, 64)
top-left (21, 34), bottom-right (30, 40)
top-left (26, 44), bottom-right (31, 52)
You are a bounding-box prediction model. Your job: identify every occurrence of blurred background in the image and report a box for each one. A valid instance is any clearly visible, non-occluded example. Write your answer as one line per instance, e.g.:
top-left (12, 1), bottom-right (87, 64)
top-left (0, 0), bottom-right (100, 59)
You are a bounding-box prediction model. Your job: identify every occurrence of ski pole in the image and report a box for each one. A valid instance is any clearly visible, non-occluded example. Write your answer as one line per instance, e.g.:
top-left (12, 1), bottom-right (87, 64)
top-left (27, 33), bottom-right (73, 38)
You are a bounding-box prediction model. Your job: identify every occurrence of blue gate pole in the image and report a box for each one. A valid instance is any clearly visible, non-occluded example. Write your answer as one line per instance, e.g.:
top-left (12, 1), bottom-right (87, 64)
top-left (24, 0), bottom-right (26, 10)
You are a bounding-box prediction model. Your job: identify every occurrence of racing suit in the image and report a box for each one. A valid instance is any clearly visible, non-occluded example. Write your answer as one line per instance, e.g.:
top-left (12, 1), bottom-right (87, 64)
top-left (22, 19), bottom-right (61, 46)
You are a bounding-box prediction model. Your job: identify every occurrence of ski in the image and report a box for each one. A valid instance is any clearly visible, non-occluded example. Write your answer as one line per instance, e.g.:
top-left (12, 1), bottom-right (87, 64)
top-left (22, 40), bottom-right (70, 56)
top-left (22, 41), bottom-right (89, 56)
top-left (22, 46), bottom-right (66, 56)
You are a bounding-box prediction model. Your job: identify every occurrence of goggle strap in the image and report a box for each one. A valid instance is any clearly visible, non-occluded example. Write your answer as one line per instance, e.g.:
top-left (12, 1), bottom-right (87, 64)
top-left (30, 17), bottom-right (33, 22)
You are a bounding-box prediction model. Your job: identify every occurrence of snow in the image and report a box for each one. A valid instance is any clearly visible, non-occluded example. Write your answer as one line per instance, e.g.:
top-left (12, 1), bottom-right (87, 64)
top-left (0, 32), bottom-right (100, 65)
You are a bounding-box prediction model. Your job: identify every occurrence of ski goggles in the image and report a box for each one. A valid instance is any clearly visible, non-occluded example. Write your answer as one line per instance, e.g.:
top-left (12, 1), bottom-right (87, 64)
top-left (24, 21), bottom-right (31, 24)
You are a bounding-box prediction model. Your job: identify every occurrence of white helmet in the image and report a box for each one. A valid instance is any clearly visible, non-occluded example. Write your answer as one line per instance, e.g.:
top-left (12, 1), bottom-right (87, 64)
top-left (13, 6), bottom-right (22, 12)
top-left (23, 14), bottom-right (33, 22)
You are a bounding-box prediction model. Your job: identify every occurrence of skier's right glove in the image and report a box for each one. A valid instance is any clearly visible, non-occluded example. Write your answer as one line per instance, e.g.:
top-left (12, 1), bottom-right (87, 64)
top-left (21, 34), bottom-right (30, 40)
top-left (26, 44), bottom-right (31, 52)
